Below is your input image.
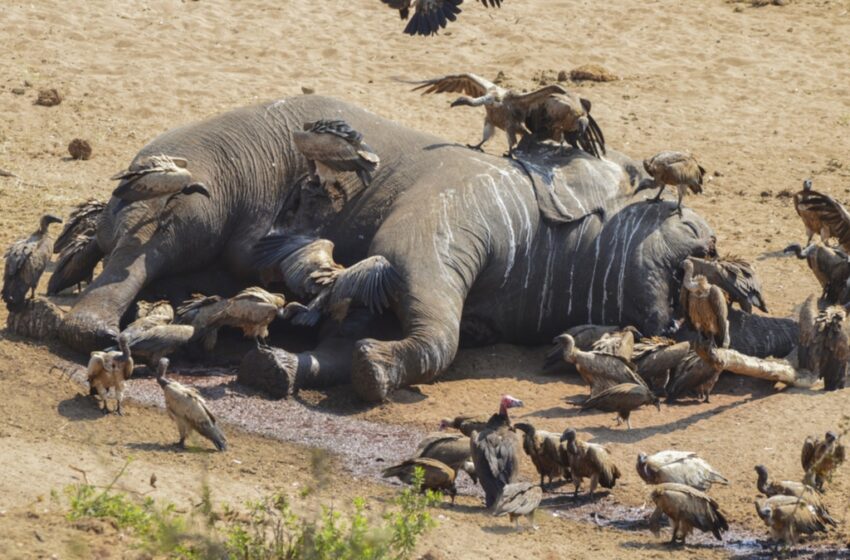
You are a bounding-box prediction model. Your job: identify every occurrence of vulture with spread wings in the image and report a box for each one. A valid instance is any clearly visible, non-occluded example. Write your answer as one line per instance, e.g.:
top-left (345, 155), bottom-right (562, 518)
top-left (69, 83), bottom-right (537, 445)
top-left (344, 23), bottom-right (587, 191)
top-left (381, 0), bottom-right (504, 37)
top-left (794, 179), bottom-right (850, 251)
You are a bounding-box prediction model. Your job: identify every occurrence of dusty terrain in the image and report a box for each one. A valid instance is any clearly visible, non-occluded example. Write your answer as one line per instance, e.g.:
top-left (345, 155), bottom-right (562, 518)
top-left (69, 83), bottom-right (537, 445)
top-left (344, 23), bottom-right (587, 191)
top-left (2, 0), bottom-right (850, 558)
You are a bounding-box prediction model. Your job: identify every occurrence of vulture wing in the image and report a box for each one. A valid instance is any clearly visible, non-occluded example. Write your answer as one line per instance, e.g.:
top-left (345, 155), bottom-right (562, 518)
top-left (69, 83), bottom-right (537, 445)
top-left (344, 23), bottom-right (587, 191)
top-left (492, 482), bottom-right (542, 517)
top-left (506, 84), bottom-right (570, 112)
top-left (124, 325), bottom-right (195, 357)
top-left (665, 353), bottom-right (721, 402)
top-left (689, 256), bottom-right (768, 313)
top-left (798, 293), bottom-right (819, 372)
top-left (470, 426), bottom-right (519, 508)
top-left (795, 190), bottom-right (850, 252)
top-left (659, 483), bottom-right (728, 540)
top-left (801, 436), bottom-right (817, 472)
top-left (581, 382), bottom-right (649, 412)
top-left (54, 199), bottom-right (105, 254)
top-left (585, 444), bottom-right (621, 488)
top-left (329, 255), bottom-right (402, 314)
top-left (47, 235), bottom-right (104, 295)
top-left (708, 285), bottom-right (730, 347)
top-left (406, 73), bottom-right (496, 97)
top-left (252, 235), bottom-right (340, 295)
top-left (165, 381), bottom-right (227, 451)
top-left (86, 352), bottom-right (107, 383)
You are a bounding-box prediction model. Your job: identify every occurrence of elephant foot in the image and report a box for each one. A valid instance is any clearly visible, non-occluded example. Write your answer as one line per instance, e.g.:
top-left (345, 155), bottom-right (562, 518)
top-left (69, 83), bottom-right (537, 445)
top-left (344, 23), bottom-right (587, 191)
top-left (59, 308), bottom-right (120, 352)
top-left (351, 339), bottom-right (402, 402)
top-left (237, 345), bottom-right (299, 398)
top-left (6, 298), bottom-right (63, 341)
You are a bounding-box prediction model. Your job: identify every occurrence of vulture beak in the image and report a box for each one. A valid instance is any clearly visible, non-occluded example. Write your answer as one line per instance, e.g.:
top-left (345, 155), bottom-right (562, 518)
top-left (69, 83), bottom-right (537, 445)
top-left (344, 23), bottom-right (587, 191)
top-left (503, 395), bottom-right (524, 409)
top-left (438, 419), bottom-right (450, 431)
top-left (654, 400), bottom-right (662, 412)
top-left (45, 214), bottom-right (64, 225)
top-left (183, 183), bottom-right (211, 198)
top-left (634, 178), bottom-right (656, 194)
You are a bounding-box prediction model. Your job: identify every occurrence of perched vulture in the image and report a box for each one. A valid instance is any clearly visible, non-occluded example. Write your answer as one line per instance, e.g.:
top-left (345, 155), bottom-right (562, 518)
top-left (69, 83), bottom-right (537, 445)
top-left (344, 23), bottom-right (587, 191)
top-left (176, 294), bottom-right (228, 352)
top-left (579, 383), bottom-right (660, 429)
top-left (637, 451), bottom-right (728, 491)
top-left (381, 0), bottom-right (503, 37)
top-left (785, 243), bottom-right (850, 304)
top-left (754, 465), bottom-right (834, 524)
top-left (801, 431), bottom-right (846, 491)
top-left (382, 457), bottom-right (457, 503)
top-left (793, 178), bottom-right (850, 251)
top-left (87, 334), bottom-right (134, 415)
top-left (469, 395), bottom-right (524, 508)
top-left (292, 120), bottom-right (380, 191)
top-left (522, 90), bottom-right (606, 158)
top-left (111, 154), bottom-right (210, 203)
top-left (543, 324), bottom-right (622, 371)
top-left (156, 358), bottom-right (227, 451)
top-left (665, 345), bottom-right (723, 404)
top-left (53, 199), bottom-right (105, 255)
top-left (755, 495), bottom-right (831, 546)
top-left (680, 259), bottom-right (730, 348)
top-left (209, 287), bottom-right (286, 346)
top-left (649, 483), bottom-right (728, 544)
top-left (440, 414), bottom-right (490, 437)
top-left (631, 337), bottom-right (689, 391)
top-left (514, 422), bottom-right (567, 486)
top-left (492, 482), bottom-right (543, 530)
top-left (47, 233), bottom-right (104, 295)
top-left (2, 214), bottom-right (62, 311)
top-left (636, 151), bottom-right (705, 215)
top-left (559, 429), bottom-right (621, 498)
top-left (590, 327), bottom-right (641, 361)
top-left (552, 333), bottom-right (645, 395)
top-left (685, 256), bottom-right (768, 313)
top-left (414, 432), bottom-right (477, 482)
top-left (799, 303), bottom-right (850, 391)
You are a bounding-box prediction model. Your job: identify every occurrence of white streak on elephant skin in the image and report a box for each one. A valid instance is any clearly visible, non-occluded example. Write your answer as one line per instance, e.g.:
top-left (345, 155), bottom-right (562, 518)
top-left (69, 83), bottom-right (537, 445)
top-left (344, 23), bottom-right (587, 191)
top-left (537, 228), bottom-right (556, 332)
top-left (567, 217), bottom-right (591, 317)
top-left (586, 219), bottom-right (603, 323)
top-left (476, 174), bottom-right (516, 287)
top-left (618, 205), bottom-right (653, 323)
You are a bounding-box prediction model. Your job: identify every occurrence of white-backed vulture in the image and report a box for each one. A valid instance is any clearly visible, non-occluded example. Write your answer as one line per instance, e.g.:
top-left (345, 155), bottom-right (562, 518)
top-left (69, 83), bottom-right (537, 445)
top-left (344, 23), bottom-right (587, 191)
top-left (381, 0), bottom-right (502, 37)
top-left (111, 154), bottom-right (210, 203)
top-left (53, 199), bottom-right (105, 254)
top-left (755, 495), bottom-right (831, 546)
top-left (754, 465), bottom-right (834, 524)
top-left (414, 432), bottom-right (477, 482)
top-left (522, 90), bottom-right (606, 158)
top-left (632, 336), bottom-right (688, 391)
top-left (492, 482), bottom-right (543, 530)
top-left (469, 395), bottom-right (524, 508)
top-left (636, 151), bottom-right (705, 216)
top-left (579, 383), bottom-right (660, 429)
top-left (801, 431), bottom-right (846, 491)
top-left (559, 429), bottom-right (621, 498)
top-left (514, 422), bottom-right (567, 487)
top-left (209, 287), bottom-right (286, 346)
top-left (552, 333), bottom-right (646, 395)
top-left (87, 334), bottom-right (134, 415)
top-left (176, 294), bottom-right (228, 352)
top-left (382, 457), bottom-right (457, 503)
top-left (637, 451), bottom-right (728, 491)
top-left (543, 324), bottom-right (622, 371)
top-left (680, 259), bottom-right (730, 348)
top-left (156, 358), bottom-right (227, 451)
top-left (2, 214), bottom-right (62, 311)
top-left (685, 256), bottom-right (768, 313)
top-left (665, 345), bottom-right (723, 403)
top-left (292, 120), bottom-right (380, 191)
top-left (785, 243), bottom-right (850, 304)
top-left (793, 178), bottom-right (850, 251)
top-left (439, 414), bottom-right (490, 437)
top-left (649, 483), bottom-right (728, 544)
top-left (112, 301), bottom-right (193, 367)
top-left (590, 326), bottom-right (641, 361)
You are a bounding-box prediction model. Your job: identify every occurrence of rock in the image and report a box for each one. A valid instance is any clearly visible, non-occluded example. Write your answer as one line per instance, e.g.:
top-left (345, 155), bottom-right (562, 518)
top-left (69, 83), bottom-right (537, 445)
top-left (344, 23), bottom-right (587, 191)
top-left (11, 88), bottom-right (25, 96)
top-left (569, 64), bottom-right (618, 83)
top-left (68, 138), bottom-right (92, 160)
top-left (301, 86), bottom-right (315, 95)
top-left (34, 88), bottom-right (62, 107)
top-left (6, 298), bottom-right (63, 340)
top-left (238, 346), bottom-right (299, 398)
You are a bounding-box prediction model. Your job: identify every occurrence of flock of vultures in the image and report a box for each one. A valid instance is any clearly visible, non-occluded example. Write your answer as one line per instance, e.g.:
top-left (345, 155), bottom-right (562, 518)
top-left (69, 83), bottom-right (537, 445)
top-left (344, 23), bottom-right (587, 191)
top-left (4, 3), bottom-right (850, 549)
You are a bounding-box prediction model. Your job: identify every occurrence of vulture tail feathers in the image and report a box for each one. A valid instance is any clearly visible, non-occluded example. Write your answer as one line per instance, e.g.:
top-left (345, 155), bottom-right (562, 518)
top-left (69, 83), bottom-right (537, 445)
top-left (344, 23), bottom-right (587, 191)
top-left (197, 421), bottom-right (227, 451)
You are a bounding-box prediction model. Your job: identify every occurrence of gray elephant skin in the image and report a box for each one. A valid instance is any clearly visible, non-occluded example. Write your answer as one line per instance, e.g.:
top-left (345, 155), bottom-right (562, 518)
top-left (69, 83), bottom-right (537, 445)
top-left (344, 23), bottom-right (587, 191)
top-left (57, 95), bottom-right (796, 402)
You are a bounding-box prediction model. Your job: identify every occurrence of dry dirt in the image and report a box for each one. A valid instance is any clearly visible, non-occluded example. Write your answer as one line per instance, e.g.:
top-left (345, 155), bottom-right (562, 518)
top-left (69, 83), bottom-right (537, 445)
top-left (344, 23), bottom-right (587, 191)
top-left (2, 0), bottom-right (850, 558)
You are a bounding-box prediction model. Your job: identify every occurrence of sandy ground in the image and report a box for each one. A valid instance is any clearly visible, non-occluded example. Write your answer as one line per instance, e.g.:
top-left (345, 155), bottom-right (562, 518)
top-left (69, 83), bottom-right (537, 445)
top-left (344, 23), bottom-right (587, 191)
top-left (2, 0), bottom-right (850, 558)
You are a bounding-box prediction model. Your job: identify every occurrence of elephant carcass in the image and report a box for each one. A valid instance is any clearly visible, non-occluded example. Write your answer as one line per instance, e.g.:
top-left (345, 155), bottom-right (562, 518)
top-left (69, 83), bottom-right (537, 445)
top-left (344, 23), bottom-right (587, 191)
top-left (54, 96), bottom-right (796, 402)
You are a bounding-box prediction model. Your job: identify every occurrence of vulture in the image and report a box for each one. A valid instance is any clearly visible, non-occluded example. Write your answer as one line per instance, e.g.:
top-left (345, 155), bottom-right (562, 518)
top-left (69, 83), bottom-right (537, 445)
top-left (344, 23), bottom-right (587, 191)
top-left (209, 287), bottom-right (286, 347)
top-left (2, 214), bottom-right (62, 311)
top-left (785, 242), bottom-right (850, 304)
top-left (414, 432), bottom-right (477, 482)
top-left (382, 457), bottom-right (457, 503)
top-left (590, 326), bottom-right (641, 361)
top-left (793, 178), bottom-right (850, 251)
top-left (47, 233), bottom-right (104, 295)
top-left (552, 333), bottom-right (645, 395)
top-left (636, 151), bottom-right (705, 215)
top-left (685, 256), bottom-right (768, 313)
top-left (113, 301), bottom-right (193, 367)
top-left (514, 422), bottom-right (567, 487)
top-left (111, 154), bottom-right (210, 203)
top-left (664, 345), bottom-right (723, 404)
top-left (53, 199), bottom-right (105, 255)
top-left (637, 451), bottom-right (728, 491)
top-left (649, 483), bottom-right (728, 544)
top-left (176, 294), bottom-right (228, 352)
top-left (469, 395), bottom-right (524, 508)
top-left (439, 414), bottom-right (490, 437)
top-left (680, 259), bottom-right (730, 348)
top-left (87, 334), bottom-right (134, 415)
top-left (631, 336), bottom-right (689, 392)
top-left (381, 0), bottom-right (503, 37)
top-left (522, 90), bottom-right (606, 158)
top-left (756, 495), bottom-right (831, 546)
top-left (492, 482), bottom-right (543, 530)
top-left (252, 235), bottom-right (341, 298)
top-left (543, 324), bottom-right (622, 371)
top-left (754, 465), bottom-right (834, 524)
top-left (801, 431), bottom-right (846, 491)
top-left (799, 301), bottom-right (850, 391)
top-left (559, 429), bottom-right (621, 498)
top-left (156, 358), bottom-right (227, 451)
top-left (579, 383), bottom-right (660, 429)
top-left (292, 120), bottom-right (380, 191)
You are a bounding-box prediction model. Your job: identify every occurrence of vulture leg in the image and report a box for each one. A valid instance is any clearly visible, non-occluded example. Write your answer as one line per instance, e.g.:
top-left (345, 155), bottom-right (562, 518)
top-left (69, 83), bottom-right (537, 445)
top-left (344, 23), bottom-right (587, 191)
top-left (625, 413), bottom-right (632, 430)
top-left (468, 120), bottom-right (494, 151)
top-left (94, 386), bottom-right (110, 414)
top-left (115, 387), bottom-right (125, 416)
top-left (649, 184), bottom-right (666, 202)
top-left (573, 479), bottom-right (581, 497)
top-left (674, 186), bottom-right (685, 217)
top-left (589, 474), bottom-right (599, 498)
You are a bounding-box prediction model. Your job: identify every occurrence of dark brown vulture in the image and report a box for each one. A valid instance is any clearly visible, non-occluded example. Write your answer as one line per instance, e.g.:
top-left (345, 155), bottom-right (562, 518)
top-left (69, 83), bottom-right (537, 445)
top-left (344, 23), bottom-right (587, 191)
top-left (156, 358), bottom-right (227, 451)
top-left (799, 302), bottom-right (850, 391)
top-left (793, 178), bottom-right (850, 251)
top-left (413, 432), bottom-right (477, 482)
top-left (680, 259), bottom-right (730, 348)
top-left (801, 431), bottom-right (846, 491)
top-left (176, 294), bottom-right (228, 352)
top-left (522, 90), bottom-right (606, 158)
top-left (381, 0), bottom-right (504, 37)
top-left (53, 199), bottom-right (105, 254)
top-left (665, 345), bottom-right (723, 404)
top-left (685, 256), bottom-right (768, 313)
top-left (86, 334), bottom-right (134, 415)
top-left (514, 422), bottom-right (567, 487)
top-left (637, 451), bottom-right (728, 491)
top-left (552, 333), bottom-right (645, 395)
top-left (2, 214), bottom-right (62, 311)
top-left (631, 336), bottom-right (689, 392)
top-left (649, 483), bottom-right (728, 544)
top-left (579, 383), bottom-right (660, 429)
top-left (559, 429), bottom-right (621, 498)
top-left (439, 414), bottom-right (490, 437)
top-left (382, 457), bottom-right (457, 503)
top-left (754, 465), bottom-right (834, 525)
top-left (292, 120), bottom-right (380, 191)
top-left (785, 243), bottom-right (850, 304)
top-left (756, 495), bottom-right (831, 546)
top-left (636, 151), bottom-right (705, 216)
top-left (49, 199), bottom-right (106, 295)
top-left (492, 482), bottom-right (543, 530)
top-left (469, 395), bottom-right (524, 508)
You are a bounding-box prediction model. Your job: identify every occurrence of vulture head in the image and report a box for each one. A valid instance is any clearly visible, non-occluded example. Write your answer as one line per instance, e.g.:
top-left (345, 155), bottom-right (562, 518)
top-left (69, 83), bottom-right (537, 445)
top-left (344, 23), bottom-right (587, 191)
top-left (438, 418), bottom-right (452, 431)
top-left (783, 243), bottom-right (810, 259)
top-left (155, 357), bottom-right (170, 387)
top-left (40, 214), bottom-right (63, 231)
top-left (754, 464), bottom-right (769, 491)
top-left (553, 333), bottom-right (576, 363)
top-left (636, 452), bottom-right (650, 479)
top-left (803, 178), bottom-right (813, 191)
top-left (499, 394), bottom-right (524, 417)
top-left (825, 431), bottom-right (838, 444)
top-left (754, 500), bottom-right (773, 523)
top-left (560, 428), bottom-right (577, 443)
top-left (513, 422), bottom-right (535, 436)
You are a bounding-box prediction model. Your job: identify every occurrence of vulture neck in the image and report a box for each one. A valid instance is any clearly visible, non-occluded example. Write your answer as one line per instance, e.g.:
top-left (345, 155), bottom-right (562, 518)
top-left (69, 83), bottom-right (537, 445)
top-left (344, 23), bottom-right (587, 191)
top-left (755, 470), bottom-right (769, 495)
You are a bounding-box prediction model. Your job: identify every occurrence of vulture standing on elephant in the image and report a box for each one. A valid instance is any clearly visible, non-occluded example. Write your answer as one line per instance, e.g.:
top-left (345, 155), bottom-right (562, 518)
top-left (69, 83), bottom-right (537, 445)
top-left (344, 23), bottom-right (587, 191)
top-left (637, 451), bottom-right (728, 491)
top-left (514, 422), bottom-right (567, 487)
top-left (685, 256), bottom-right (768, 313)
top-left (801, 431), bottom-right (846, 491)
top-left (799, 300), bottom-right (850, 391)
top-left (785, 243), bottom-right (850, 304)
top-left (665, 344), bottom-right (723, 403)
top-left (636, 151), bottom-right (705, 216)
top-left (292, 120), bottom-right (380, 191)
top-left (2, 214), bottom-right (62, 311)
top-left (552, 333), bottom-right (645, 395)
top-left (49, 199), bottom-right (106, 295)
top-left (414, 432), bottom-right (477, 482)
top-left (176, 294), bottom-right (228, 352)
top-left (209, 287), bottom-right (286, 347)
top-left (440, 414), bottom-right (490, 437)
top-left (631, 337), bottom-right (689, 391)
top-left (522, 89), bottom-right (606, 157)
top-left (156, 358), bottom-right (227, 451)
top-left (754, 465), bottom-right (834, 524)
top-left (649, 483), bottom-right (728, 544)
top-left (111, 154), bottom-right (210, 203)
top-left (492, 482), bottom-right (543, 530)
top-left (559, 429), bottom-right (621, 498)
top-left (381, 0), bottom-right (503, 37)
top-left (469, 395), bottom-right (524, 508)
top-left (680, 259), bottom-right (730, 348)
top-left (755, 495), bottom-right (831, 547)
top-left (87, 334), bottom-right (134, 415)
top-left (793, 178), bottom-right (850, 251)
top-left (382, 457), bottom-right (457, 503)
top-left (579, 383), bottom-right (660, 429)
